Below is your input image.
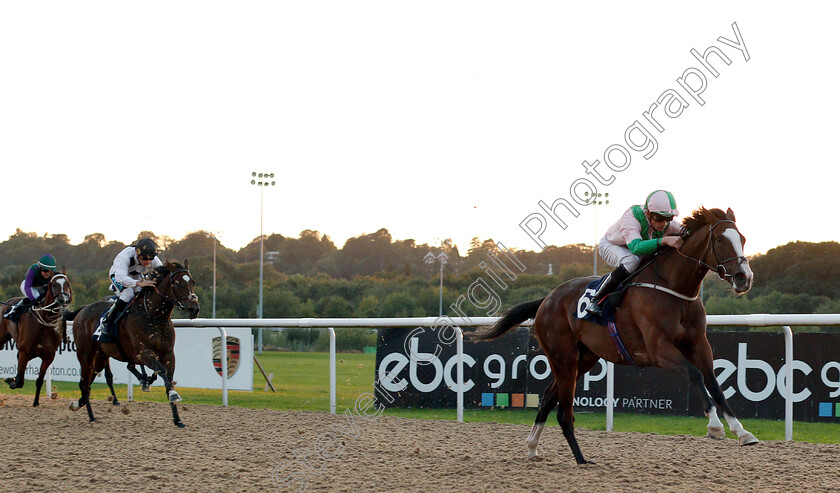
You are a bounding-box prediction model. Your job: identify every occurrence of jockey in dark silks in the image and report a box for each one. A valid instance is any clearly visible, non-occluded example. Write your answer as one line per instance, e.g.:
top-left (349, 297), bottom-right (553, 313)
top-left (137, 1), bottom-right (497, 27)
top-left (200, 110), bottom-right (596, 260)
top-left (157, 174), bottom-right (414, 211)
top-left (3, 254), bottom-right (58, 323)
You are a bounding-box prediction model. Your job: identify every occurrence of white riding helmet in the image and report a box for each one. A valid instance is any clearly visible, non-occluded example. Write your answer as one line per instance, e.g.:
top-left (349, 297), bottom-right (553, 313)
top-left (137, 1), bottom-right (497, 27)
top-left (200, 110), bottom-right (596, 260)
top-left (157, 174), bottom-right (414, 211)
top-left (644, 190), bottom-right (679, 218)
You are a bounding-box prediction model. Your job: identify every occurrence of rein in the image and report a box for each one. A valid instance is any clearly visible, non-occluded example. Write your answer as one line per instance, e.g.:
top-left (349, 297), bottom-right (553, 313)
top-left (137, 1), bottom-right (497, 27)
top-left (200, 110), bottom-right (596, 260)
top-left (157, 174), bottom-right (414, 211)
top-left (144, 268), bottom-right (197, 314)
top-left (29, 274), bottom-right (71, 330)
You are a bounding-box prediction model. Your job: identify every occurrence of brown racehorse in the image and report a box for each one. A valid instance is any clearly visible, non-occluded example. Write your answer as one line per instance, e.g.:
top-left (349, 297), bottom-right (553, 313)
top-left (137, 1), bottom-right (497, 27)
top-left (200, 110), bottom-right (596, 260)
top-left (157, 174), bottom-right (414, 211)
top-left (67, 260), bottom-right (199, 427)
top-left (472, 208), bottom-right (757, 464)
top-left (0, 272), bottom-right (73, 406)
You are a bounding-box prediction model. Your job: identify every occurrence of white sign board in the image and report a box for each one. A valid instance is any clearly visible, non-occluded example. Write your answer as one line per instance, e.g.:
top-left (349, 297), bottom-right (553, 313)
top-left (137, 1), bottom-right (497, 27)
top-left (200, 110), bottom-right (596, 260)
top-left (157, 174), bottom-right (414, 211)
top-left (0, 327), bottom-right (253, 391)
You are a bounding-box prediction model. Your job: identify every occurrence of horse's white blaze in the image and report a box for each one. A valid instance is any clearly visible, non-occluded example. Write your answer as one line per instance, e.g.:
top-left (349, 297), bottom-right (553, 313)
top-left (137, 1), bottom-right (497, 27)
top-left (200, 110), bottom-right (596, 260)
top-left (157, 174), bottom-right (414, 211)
top-left (722, 228), bottom-right (754, 280)
top-left (526, 422), bottom-right (545, 458)
top-left (182, 275), bottom-right (190, 282)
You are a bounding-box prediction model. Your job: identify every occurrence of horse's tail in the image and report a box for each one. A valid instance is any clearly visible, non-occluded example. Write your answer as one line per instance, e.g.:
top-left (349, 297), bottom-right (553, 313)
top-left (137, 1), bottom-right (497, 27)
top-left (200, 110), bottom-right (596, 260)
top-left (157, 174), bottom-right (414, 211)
top-left (469, 298), bottom-right (545, 341)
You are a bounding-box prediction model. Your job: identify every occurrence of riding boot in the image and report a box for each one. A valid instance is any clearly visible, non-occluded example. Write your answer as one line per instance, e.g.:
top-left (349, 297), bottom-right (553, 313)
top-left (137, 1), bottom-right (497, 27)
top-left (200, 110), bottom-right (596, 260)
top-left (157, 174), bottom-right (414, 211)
top-left (4, 299), bottom-right (30, 322)
top-left (100, 299), bottom-right (128, 336)
top-left (586, 265), bottom-right (631, 316)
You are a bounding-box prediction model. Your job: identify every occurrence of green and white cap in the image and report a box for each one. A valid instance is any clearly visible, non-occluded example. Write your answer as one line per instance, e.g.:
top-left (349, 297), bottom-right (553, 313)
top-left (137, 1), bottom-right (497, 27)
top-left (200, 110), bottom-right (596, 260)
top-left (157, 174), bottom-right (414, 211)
top-left (38, 254), bottom-right (57, 271)
top-left (644, 190), bottom-right (678, 217)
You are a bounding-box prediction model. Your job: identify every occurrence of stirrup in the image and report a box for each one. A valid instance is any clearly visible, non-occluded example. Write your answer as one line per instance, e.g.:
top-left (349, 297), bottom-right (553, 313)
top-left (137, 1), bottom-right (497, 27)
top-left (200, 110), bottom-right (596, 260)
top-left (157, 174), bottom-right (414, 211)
top-left (586, 299), bottom-right (606, 316)
top-left (97, 318), bottom-right (111, 336)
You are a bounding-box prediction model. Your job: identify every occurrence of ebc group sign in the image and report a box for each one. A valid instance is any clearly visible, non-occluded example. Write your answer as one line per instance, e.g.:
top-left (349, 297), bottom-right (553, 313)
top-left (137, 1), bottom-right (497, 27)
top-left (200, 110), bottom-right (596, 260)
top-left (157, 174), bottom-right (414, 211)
top-left (375, 328), bottom-right (840, 422)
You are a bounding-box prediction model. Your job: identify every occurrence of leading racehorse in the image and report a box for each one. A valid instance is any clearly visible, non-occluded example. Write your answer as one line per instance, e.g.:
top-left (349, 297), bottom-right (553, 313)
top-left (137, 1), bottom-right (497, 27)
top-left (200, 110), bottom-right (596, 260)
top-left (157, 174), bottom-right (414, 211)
top-left (67, 260), bottom-right (199, 427)
top-left (471, 207), bottom-right (756, 464)
top-left (0, 271), bottom-right (73, 406)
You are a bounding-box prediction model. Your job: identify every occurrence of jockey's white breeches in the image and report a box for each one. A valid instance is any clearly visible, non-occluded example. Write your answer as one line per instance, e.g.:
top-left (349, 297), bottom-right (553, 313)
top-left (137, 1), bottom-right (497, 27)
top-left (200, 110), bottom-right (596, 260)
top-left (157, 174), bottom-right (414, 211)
top-left (598, 237), bottom-right (641, 272)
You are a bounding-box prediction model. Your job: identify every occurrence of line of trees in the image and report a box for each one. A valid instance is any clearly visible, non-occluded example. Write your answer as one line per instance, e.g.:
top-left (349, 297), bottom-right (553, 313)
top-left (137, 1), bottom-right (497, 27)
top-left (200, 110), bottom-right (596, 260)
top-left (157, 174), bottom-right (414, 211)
top-left (2, 228), bottom-right (839, 349)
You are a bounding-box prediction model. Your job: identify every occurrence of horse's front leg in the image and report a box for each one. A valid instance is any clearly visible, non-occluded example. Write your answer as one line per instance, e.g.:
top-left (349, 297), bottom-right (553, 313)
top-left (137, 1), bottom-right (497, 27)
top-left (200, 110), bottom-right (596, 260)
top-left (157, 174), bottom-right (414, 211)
top-left (139, 351), bottom-right (184, 428)
top-left (688, 342), bottom-right (758, 446)
top-left (32, 352), bottom-right (56, 407)
top-left (655, 338), bottom-right (731, 440)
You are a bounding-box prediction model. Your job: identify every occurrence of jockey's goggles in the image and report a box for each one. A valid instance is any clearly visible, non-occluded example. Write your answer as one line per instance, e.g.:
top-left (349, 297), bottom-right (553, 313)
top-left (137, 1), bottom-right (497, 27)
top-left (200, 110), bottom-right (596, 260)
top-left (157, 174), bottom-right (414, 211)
top-left (650, 212), bottom-right (674, 223)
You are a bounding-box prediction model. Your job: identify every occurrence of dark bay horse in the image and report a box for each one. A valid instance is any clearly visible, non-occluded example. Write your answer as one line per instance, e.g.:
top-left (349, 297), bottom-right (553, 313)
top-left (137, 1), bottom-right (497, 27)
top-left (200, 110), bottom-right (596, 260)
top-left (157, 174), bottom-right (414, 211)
top-left (472, 208), bottom-right (756, 464)
top-left (0, 272), bottom-right (73, 406)
top-left (68, 260), bottom-right (199, 427)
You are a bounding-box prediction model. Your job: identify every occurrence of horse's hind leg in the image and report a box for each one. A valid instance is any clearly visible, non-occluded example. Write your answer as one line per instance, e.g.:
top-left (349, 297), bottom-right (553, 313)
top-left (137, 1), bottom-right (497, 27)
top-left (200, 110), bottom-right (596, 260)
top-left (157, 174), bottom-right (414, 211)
top-left (104, 363), bottom-right (120, 406)
top-left (32, 352), bottom-right (56, 407)
top-left (77, 352), bottom-right (108, 422)
top-left (687, 342), bottom-right (758, 445)
top-left (527, 349), bottom-right (599, 461)
top-left (555, 368), bottom-right (589, 465)
top-left (527, 378), bottom-right (558, 460)
top-left (126, 363), bottom-right (154, 391)
top-left (553, 348), bottom-right (599, 465)
top-left (6, 349), bottom-right (29, 389)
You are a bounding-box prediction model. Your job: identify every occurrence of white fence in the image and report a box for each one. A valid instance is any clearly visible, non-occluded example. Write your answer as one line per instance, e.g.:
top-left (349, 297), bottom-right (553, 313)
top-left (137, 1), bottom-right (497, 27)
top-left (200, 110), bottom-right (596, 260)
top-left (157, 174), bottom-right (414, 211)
top-left (32, 314), bottom-right (840, 441)
top-left (32, 324), bottom-right (246, 405)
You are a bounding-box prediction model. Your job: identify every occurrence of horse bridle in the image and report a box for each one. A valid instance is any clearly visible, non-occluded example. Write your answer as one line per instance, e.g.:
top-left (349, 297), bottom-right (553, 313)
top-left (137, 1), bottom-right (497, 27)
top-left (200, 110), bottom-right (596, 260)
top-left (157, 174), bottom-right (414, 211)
top-left (152, 269), bottom-right (198, 311)
top-left (30, 274), bottom-right (71, 328)
top-left (676, 220), bottom-right (749, 281)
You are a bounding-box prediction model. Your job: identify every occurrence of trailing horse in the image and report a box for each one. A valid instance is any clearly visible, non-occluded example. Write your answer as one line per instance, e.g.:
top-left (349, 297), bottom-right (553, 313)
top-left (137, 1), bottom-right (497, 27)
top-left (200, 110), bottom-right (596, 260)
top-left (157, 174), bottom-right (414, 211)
top-left (471, 208), bottom-right (756, 464)
top-left (0, 272), bottom-right (73, 406)
top-left (68, 260), bottom-right (199, 427)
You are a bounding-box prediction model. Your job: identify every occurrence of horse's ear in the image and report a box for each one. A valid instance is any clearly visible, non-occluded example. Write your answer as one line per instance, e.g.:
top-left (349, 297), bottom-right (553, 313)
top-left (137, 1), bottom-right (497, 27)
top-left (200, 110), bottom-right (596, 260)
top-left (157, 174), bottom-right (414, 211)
top-left (62, 266), bottom-right (67, 275)
top-left (184, 258), bottom-right (189, 270)
top-left (701, 207), bottom-right (716, 222)
top-left (726, 208), bottom-right (736, 221)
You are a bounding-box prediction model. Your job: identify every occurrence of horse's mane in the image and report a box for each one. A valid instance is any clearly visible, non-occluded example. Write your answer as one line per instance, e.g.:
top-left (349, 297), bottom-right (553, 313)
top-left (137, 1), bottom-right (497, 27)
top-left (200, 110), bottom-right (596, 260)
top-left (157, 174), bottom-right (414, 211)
top-left (681, 207), bottom-right (731, 235)
top-left (153, 260), bottom-right (184, 277)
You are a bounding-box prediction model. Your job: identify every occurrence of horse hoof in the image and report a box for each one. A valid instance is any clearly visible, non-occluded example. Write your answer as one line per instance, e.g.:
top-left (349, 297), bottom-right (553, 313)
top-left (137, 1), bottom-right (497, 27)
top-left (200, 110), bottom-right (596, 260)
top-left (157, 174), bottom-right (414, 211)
top-left (142, 385), bottom-right (151, 392)
top-left (168, 390), bottom-right (182, 403)
top-left (112, 400), bottom-right (121, 406)
top-left (739, 433), bottom-right (759, 446)
top-left (69, 401), bottom-right (81, 412)
top-left (175, 422), bottom-right (186, 428)
top-left (707, 426), bottom-right (726, 440)
top-left (527, 455), bottom-right (543, 462)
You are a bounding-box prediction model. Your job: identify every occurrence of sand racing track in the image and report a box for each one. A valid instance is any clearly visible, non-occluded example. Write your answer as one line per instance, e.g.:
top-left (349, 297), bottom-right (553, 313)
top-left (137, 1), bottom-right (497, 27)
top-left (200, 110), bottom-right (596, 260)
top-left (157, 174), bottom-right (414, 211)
top-left (1, 394), bottom-right (838, 492)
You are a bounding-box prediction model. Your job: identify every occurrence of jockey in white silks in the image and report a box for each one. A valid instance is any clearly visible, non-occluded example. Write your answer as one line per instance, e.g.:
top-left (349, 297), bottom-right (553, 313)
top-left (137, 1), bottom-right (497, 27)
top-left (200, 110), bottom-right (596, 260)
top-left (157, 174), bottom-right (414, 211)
top-left (97, 238), bottom-right (163, 336)
top-left (586, 190), bottom-right (685, 316)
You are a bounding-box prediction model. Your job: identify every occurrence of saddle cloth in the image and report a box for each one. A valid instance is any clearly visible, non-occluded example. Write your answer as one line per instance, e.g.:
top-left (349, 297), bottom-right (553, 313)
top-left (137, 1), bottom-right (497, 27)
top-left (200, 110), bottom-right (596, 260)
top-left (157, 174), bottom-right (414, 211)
top-left (92, 298), bottom-right (126, 343)
top-left (575, 276), bottom-right (623, 325)
top-left (575, 276), bottom-right (638, 366)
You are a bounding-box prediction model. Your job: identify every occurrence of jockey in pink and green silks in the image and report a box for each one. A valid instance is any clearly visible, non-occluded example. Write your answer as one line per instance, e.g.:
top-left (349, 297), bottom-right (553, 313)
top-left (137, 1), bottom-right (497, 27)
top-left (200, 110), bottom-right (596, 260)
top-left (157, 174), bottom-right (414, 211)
top-left (587, 190), bottom-right (685, 316)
